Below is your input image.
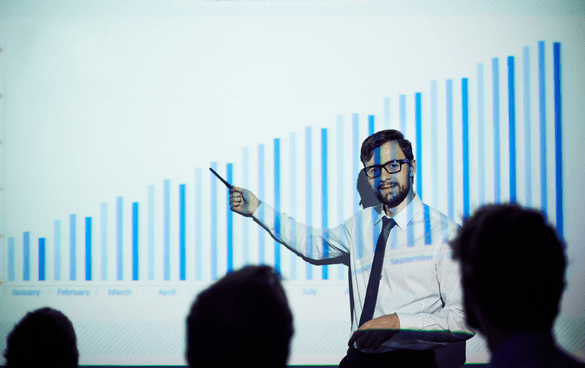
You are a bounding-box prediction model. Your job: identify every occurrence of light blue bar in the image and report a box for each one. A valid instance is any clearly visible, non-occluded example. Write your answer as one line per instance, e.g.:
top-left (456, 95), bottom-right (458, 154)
top-left (242, 149), bottom-right (249, 265)
top-left (399, 94), bottom-right (406, 134)
top-left (226, 164), bottom-right (234, 273)
top-left (368, 115), bottom-right (374, 135)
top-left (431, 81), bottom-right (438, 209)
top-left (148, 186), bottom-right (154, 281)
top-left (554, 42), bottom-right (563, 237)
top-left (132, 202), bottom-right (139, 281)
top-left (508, 56), bottom-right (517, 203)
top-left (446, 80), bottom-right (454, 220)
top-left (258, 145), bottom-right (265, 265)
top-left (415, 92), bottom-right (422, 199)
top-left (85, 217), bottom-right (92, 281)
top-left (523, 47), bottom-right (532, 206)
top-left (493, 58), bottom-right (501, 203)
top-left (116, 197), bottom-right (123, 281)
top-left (321, 128), bottom-right (328, 280)
top-left (352, 114), bottom-right (359, 213)
top-left (195, 168), bottom-right (202, 280)
top-left (305, 127), bottom-right (313, 280)
top-left (477, 64), bottom-right (485, 205)
top-left (462, 79), bottom-right (470, 217)
top-left (336, 115), bottom-right (344, 280)
top-left (273, 140), bottom-right (280, 273)
top-left (288, 134), bottom-right (297, 280)
top-left (538, 41), bottom-right (547, 214)
top-left (39, 238), bottom-right (46, 281)
top-left (8, 237), bottom-right (15, 281)
top-left (24, 232), bottom-right (30, 281)
top-left (54, 220), bottom-right (61, 281)
top-left (101, 203), bottom-right (107, 281)
top-left (70, 214), bottom-right (76, 281)
top-left (209, 164), bottom-right (217, 280)
top-left (164, 179), bottom-right (170, 280)
top-left (384, 97), bottom-right (390, 129)
top-left (180, 184), bottom-right (186, 280)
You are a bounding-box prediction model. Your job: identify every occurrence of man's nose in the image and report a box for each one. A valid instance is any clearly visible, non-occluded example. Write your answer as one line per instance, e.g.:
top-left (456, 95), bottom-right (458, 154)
top-left (379, 167), bottom-right (392, 181)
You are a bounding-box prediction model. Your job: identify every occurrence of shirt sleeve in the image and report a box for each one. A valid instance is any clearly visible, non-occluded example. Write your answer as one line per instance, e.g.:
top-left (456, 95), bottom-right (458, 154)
top-left (252, 202), bottom-right (351, 261)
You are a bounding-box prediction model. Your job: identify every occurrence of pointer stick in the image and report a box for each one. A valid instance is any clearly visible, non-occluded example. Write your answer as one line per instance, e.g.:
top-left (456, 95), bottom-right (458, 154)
top-left (209, 168), bottom-right (233, 189)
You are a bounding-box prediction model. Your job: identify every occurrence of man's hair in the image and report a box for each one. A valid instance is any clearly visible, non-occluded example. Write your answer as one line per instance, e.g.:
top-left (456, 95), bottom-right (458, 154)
top-left (186, 265), bottom-right (294, 368)
top-left (450, 204), bottom-right (566, 334)
top-left (360, 129), bottom-right (414, 165)
top-left (4, 307), bottom-right (79, 368)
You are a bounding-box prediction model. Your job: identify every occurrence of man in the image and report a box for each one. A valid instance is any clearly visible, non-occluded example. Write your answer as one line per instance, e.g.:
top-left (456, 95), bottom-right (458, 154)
top-left (186, 265), bottom-right (294, 368)
top-left (450, 204), bottom-right (585, 368)
top-left (4, 307), bottom-right (79, 368)
top-left (230, 129), bottom-right (474, 368)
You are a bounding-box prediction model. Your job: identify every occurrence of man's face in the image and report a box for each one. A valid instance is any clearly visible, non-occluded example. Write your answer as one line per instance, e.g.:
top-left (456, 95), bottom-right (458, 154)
top-left (364, 141), bottom-right (413, 209)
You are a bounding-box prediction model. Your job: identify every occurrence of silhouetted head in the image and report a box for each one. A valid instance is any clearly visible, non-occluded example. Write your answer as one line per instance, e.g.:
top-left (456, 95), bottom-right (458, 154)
top-left (186, 265), bottom-right (294, 368)
top-left (4, 307), bottom-right (79, 368)
top-left (450, 204), bottom-right (566, 335)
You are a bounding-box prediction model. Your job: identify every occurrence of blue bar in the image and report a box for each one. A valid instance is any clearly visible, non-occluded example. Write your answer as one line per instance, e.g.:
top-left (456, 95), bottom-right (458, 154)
top-left (24, 232), bottom-right (30, 281)
top-left (210, 164), bottom-right (217, 280)
top-left (54, 220), bottom-right (61, 281)
top-left (148, 186), bottom-right (154, 281)
top-left (415, 92), bottom-right (422, 198)
top-left (446, 80), bottom-right (454, 220)
top-left (508, 56), bottom-right (517, 203)
top-left (39, 238), bottom-right (45, 281)
top-left (289, 133), bottom-right (297, 280)
top-left (101, 203), bottom-right (107, 281)
top-left (399, 94), bottom-right (406, 134)
top-left (70, 214), bottom-right (76, 281)
top-left (321, 128), bottom-right (328, 280)
top-left (493, 58), bottom-right (501, 203)
top-left (538, 41), bottom-right (547, 214)
top-left (523, 47), bottom-right (532, 206)
top-left (462, 79), bottom-right (470, 217)
top-left (180, 184), bottom-right (186, 280)
top-left (336, 115), bottom-right (345, 280)
top-left (477, 64), bottom-right (485, 205)
top-left (195, 168), bottom-right (203, 280)
top-left (242, 148), bottom-right (249, 266)
top-left (116, 197), bottom-right (123, 280)
top-left (368, 115), bottom-right (374, 135)
top-left (305, 127), bottom-right (313, 280)
top-left (8, 237), bottom-right (15, 281)
top-left (273, 140), bottom-right (280, 273)
top-left (431, 81), bottom-right (438, 209)
top-left (352, 114), bottom-right (359, 213)
top-left (384, 97), bottom-right (390, 129)
top-left (554, 42), bottom-right (563, 237)
top-left (423, 206), bottom-right (432, 245)
top-left (85, 217), bottom-right (92, 281)
top-left (132, 202), bottom-right (139, 281)
top-left (258, 145), bottom-right (265, 265)
top-left (226, 164), bottom-right (234, 274)
top-left (164, 179), bottom-right (170, 280)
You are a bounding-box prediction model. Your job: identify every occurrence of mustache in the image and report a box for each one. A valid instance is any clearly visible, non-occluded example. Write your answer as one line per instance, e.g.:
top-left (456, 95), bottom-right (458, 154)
top-left (376, 181), bottom-right (399, 189)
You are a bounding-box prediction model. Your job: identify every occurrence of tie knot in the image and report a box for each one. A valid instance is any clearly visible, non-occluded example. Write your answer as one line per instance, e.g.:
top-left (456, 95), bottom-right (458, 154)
top-left (382, 217), bottom-right (396, 229)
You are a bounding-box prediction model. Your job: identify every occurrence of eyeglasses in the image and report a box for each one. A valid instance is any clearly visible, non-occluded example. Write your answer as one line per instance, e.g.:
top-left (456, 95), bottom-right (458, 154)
top-left (363, 159), bottom-right (410, 179)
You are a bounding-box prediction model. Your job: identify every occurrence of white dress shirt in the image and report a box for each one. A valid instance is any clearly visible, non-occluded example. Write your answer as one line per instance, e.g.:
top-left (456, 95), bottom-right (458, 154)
top-left (253, 193), bottom-right (475, 353)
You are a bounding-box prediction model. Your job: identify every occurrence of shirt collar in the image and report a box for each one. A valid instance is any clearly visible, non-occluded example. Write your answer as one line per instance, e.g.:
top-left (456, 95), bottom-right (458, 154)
top-left (373, 193), bottom-right (422, 230)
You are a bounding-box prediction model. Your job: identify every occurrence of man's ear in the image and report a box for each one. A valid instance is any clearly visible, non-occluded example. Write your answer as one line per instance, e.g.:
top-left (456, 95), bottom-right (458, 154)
top-left (409, 159), bottom-right (417, 177)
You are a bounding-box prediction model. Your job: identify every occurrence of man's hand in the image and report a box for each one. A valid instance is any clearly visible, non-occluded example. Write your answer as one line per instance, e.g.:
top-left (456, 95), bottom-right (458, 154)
top-left (229, 186), bottom-right (261, 217)
top-left (348, 313), bottom-right (400, 350)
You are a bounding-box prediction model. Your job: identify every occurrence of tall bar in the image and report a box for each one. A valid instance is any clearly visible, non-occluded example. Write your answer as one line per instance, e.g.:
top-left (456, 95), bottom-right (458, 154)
top-left (8, 237), bottom-right (15, 281)
top-left (101, 203), bottom-right (107, 281)
top-left (352, 114), bottom-right (360, 213)
top-left (180, 184), bottom-right (186, 280)
top-left (538, 41), bottom-right (547, 214)
top-left (446, 80), bottom-right (454, 220)
top-left (85, 217), bottom-right (92, 281)
top-left (321, 128), bottom-right (328, 280)
top-left (242, 148), bottom-right (249, 266)
top-left (508, 56), bottom-right (517, 203)
top-left (24, 232), bottom-right (30, 281)
top-left (273, 139), bottom-right (281, 273)
top-left (148, 186), bottom-right (154, 281)
top-left (39, 238), bottom-right (46, 281)
top-left (462, 79), bottom-right (470, 217)
top-left (116, 197), bottom-right (123, 280)
top-left (258, 145), bottom-right (265, 265)
top-left (132, 202), bottom-right (139, 281)
top-left (415, 92), bottom-right (422, 198)
top-left (523, 47), bottom-right (532, 206)
top-left (288, 134), bottom-right (297, 280)
top-left (477, 64), bottom-right (485, 205)
top-left (399, 94), bottom-right (406, 134)
top-left (70, 214), bottom-right (76, 281)
top-left (54, 220), bottom-right (61, 281)
top-left (225, 164), bottom-right (233, 273)
top-left (368, 115), bottom-right (374, 135)
top-left (493, 58), bottom-right (501, 203)
top-left (384, 97), bottom-right (390, 129)
top-left (195, 168), bottom-right (203, 280)
top-left (164, 179), bottom-right (170, 280)
top-left (305, 127), bottom-right (313, 280)
top-left (553, 42), bottom-right (563, 236)
top-left (431, 81), bottom-right (439, 209)
top-left (210, 164), bottom-right (218, 280)
top-left (336, 115), bottom-right (345, 280)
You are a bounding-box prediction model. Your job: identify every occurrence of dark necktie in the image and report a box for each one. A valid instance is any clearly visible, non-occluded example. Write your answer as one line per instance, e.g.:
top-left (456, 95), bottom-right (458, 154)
top-left (358, 217), bottom-right (396, 328)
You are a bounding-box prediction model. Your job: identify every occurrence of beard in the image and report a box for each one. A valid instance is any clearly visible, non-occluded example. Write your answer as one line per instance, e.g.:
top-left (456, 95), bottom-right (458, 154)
top-left (374, 178), bottom-right (411, 208)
